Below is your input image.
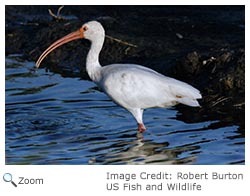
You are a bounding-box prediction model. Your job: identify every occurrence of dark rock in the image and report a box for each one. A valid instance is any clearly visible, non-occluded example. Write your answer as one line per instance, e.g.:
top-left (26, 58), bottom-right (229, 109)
top-left (5, 5), bottom-right (245, 127)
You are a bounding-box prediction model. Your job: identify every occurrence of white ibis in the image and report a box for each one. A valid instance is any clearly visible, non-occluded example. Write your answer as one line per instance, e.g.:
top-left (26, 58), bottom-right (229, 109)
top-left (36, 21), bottom-right (202, 133)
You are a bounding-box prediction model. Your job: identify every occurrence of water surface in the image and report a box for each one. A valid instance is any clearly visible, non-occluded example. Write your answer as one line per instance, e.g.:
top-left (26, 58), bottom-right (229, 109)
top-left (5, 55), bottom-right (245, 165)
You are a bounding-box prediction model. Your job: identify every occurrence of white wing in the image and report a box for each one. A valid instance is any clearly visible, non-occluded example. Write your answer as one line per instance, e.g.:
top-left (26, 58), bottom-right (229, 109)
top-left (98, 64), bottom-right (201, 110)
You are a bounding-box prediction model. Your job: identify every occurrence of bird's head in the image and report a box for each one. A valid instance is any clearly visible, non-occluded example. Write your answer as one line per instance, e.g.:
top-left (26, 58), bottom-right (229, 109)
top-left (35, 21), bottom-right (104, 68)
top-left (81, 21), bottom-right (105, 41)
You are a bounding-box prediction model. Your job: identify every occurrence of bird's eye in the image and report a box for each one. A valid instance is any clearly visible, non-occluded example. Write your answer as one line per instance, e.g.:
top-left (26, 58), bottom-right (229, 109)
top-left (83, 26), bottom-right (88, 31)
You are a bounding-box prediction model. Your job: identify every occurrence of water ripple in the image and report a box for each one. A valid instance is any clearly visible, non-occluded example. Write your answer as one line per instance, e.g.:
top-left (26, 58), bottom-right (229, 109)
top-left (5, 56), bottom-right (245, 165)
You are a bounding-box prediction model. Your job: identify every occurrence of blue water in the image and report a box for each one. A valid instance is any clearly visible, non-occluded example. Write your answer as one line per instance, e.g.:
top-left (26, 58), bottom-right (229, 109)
top-left (5, 55), bottom-right (245, 165)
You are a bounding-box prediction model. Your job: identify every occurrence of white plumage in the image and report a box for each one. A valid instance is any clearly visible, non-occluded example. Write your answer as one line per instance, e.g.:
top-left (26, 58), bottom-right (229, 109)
top-left (36, 21), bottom-right (202, 133)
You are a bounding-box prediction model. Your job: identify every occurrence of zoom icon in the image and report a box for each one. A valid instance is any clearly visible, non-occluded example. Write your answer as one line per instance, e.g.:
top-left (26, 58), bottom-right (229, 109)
top-left (3, 173), bottom-right (17, 187)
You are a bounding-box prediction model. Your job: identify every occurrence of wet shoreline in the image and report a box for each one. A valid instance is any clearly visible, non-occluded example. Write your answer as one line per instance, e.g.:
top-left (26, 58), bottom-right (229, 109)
top-left (5, 5), bottom-right (245, 130)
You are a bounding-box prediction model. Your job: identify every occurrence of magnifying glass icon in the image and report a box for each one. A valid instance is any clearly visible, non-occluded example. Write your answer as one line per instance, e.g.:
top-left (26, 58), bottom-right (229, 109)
top-left (3, 173), bottom-right (17, 187)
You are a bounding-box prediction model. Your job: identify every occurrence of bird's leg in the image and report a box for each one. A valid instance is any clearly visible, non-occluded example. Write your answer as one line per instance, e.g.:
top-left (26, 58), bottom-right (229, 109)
top-left (138, 123), bottom-right (146, 133)
top-left (128, 108), bottom-right (146, 133)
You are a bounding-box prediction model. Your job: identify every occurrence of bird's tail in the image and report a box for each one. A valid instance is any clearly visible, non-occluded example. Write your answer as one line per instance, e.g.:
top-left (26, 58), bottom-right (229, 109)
top-left (167, 77), bottom-right (202, 107)
top-left (177, 97), bottom-right (201, 107)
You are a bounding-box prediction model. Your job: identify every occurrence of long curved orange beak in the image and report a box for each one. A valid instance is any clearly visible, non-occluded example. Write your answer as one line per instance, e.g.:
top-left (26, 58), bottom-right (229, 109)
top-left (35, 27), bottom-right (84, 68)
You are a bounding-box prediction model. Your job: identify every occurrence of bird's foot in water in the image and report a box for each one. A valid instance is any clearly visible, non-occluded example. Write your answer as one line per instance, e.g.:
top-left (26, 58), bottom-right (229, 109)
top-left (138, 123), bottom-right (146, 133)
